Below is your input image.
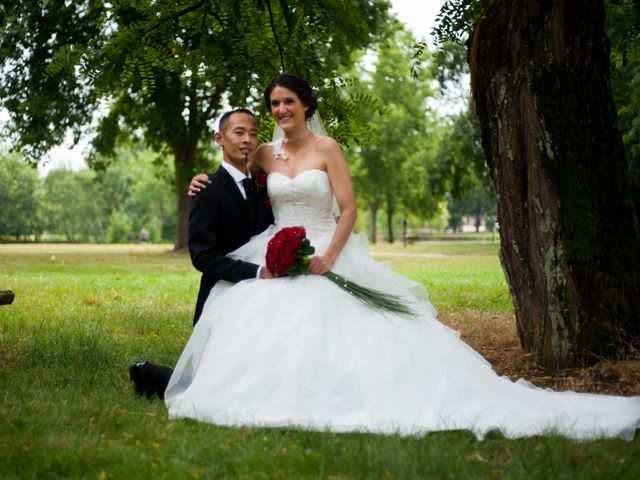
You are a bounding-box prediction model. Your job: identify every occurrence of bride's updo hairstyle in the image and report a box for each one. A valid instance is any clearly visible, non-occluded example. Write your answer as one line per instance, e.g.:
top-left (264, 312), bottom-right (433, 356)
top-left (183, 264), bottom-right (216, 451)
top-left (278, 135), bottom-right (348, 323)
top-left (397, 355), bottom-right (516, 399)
top-left (264, 73), bottom-right (318, 120)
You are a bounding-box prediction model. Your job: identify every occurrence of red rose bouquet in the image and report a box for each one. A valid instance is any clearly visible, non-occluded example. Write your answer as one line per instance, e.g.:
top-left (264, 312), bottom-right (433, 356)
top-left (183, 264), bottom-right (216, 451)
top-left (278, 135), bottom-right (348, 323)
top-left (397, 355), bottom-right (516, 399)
top-left (266, 226), bottom-right (415, 317)
top-left (265, 226), bottom-right (313, 276)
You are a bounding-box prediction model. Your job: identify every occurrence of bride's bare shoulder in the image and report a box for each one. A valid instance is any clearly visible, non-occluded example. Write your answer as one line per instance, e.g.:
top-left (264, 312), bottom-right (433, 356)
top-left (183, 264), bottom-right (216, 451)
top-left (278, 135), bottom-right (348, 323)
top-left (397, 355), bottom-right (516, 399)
top-left (256, 142), bottom-right (275, 156)
top-left (253, 142), bottom-right (276, 169)
top-left (315, 135), bottom-right (341, 153)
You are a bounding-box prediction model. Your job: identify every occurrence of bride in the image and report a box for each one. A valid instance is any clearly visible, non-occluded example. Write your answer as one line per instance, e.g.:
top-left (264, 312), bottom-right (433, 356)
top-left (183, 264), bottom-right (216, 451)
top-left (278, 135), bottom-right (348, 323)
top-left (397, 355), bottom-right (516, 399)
top-left (166, 73), bottom-right (640, 440)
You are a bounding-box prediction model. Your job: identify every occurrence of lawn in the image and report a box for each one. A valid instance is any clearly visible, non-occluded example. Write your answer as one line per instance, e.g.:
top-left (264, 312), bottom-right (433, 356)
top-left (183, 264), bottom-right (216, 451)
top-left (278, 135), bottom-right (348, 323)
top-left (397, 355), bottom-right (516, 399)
top-left (0, 242), bottom-right (638, 479)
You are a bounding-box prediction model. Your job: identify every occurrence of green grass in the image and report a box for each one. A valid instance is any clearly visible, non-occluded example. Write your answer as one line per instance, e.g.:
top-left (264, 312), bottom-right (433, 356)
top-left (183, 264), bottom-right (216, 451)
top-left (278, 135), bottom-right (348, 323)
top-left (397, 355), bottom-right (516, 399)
top-left (1, 243), bottom-right (638, 479)
top-left (376, 255), bottom-right (511, 314)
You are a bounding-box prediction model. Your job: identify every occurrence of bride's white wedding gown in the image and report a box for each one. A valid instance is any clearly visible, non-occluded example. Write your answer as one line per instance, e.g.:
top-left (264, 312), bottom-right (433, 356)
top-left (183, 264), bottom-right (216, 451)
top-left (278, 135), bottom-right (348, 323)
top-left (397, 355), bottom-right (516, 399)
top-left (166, 168), bottom-right (640, 440)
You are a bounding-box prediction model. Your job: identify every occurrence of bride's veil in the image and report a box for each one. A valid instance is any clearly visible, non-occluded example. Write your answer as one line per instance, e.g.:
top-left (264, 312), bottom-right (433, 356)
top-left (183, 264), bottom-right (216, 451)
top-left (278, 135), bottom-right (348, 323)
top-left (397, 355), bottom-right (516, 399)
top-left (271, 111), bottom-right (328, 141)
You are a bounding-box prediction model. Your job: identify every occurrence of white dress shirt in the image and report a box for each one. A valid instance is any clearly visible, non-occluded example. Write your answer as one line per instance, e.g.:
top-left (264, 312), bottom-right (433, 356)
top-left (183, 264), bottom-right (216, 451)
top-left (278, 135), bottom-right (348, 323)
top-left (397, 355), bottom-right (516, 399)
top-left (220, 161), bottom-right (251, 199)
top-left (219, 161), bottom-right (263, 278)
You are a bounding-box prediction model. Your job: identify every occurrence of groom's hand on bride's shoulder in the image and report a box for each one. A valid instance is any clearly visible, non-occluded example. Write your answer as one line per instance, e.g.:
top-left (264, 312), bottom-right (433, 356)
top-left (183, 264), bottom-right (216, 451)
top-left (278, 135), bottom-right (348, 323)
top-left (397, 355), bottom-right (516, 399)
top-left (188, 173), bottom-right (211, 197)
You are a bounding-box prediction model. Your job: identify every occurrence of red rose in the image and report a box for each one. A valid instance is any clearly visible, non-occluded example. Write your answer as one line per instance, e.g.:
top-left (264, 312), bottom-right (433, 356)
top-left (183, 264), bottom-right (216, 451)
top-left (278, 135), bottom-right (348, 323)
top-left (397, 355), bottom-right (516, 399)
top-left (282, 251), bottom-right (296, 266)
top-left (286, 235), bottom-right (302, 251)
top-left (290, 226), bottom-right (305, 239)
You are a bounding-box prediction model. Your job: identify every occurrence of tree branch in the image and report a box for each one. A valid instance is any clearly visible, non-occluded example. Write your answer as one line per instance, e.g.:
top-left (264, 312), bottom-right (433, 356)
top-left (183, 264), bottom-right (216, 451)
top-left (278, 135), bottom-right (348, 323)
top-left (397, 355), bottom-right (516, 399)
top-left (145, 0), bottom-right (211, 34)
top-left (202, 88), bottom-right (223, 131)
top-left (265, 0), bottom-right (286, 72)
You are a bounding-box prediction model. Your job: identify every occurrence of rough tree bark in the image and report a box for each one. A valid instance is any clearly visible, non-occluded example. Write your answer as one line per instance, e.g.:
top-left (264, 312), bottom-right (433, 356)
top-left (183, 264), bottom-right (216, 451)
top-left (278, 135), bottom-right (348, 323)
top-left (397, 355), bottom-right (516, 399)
top-left (469, 0), bottom-right (640, 367)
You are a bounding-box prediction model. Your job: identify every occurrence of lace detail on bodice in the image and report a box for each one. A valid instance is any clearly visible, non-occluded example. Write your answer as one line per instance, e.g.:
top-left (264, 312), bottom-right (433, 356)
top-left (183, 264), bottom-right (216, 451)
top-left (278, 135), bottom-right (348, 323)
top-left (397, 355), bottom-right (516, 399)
top-left (267, 170), bottom-right (336, 237)
top-left (270, 138), bottom-right (287, 160)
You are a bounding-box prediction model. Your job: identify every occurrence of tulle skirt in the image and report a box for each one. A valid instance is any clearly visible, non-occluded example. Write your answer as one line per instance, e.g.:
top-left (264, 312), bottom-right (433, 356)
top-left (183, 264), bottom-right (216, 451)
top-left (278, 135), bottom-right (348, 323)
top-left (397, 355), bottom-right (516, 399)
top-left (165, 226), bottom-right (640, 440)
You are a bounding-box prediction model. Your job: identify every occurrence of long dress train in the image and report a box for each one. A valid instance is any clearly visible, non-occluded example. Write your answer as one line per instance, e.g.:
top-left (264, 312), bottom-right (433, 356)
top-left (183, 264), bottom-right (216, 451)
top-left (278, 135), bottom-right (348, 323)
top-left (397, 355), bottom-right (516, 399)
top-left (166, 168), bottom-right (640, 440)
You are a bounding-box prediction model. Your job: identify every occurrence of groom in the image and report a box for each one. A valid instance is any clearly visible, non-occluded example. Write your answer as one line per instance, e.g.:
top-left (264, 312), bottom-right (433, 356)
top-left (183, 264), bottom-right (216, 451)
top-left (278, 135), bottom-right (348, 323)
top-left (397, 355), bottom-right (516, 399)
top-left (130, 108), bottom-right (274, 399)
top-left (189, 108), bottom-right (274, 324)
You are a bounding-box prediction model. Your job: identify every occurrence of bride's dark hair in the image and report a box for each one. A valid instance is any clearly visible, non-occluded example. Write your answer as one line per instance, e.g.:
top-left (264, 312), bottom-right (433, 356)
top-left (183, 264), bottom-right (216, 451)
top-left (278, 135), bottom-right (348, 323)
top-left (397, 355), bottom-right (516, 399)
top-left (264, 73), bottom-right (318, 119)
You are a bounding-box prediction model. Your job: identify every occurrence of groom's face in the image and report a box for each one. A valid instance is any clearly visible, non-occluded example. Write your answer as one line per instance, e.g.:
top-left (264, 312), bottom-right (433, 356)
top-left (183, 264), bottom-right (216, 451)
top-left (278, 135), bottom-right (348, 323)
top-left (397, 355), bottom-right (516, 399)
top-left (216, 112), bottom-right (258, 172)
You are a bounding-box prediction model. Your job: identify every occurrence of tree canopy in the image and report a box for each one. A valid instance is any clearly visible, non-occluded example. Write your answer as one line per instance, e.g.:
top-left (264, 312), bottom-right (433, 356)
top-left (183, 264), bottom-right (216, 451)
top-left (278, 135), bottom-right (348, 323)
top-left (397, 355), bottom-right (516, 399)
top-left (0, 0), bottom-right (393, 249)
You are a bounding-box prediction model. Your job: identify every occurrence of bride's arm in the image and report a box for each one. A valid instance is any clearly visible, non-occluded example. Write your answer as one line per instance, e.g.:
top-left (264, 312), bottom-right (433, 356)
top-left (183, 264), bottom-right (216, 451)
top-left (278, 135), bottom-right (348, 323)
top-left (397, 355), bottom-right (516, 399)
top-left (188, 173), bottom-right (210, 197)
top-left (307, 137), bottom-right (356, 275)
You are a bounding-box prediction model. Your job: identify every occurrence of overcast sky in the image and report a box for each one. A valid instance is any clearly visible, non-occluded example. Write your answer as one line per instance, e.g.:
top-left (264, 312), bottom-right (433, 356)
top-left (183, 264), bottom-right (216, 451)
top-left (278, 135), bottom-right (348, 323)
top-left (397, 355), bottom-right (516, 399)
top-left (5, 0), bottom-right (445, 175)
top-left (391, 0), bottom-right (443, 45)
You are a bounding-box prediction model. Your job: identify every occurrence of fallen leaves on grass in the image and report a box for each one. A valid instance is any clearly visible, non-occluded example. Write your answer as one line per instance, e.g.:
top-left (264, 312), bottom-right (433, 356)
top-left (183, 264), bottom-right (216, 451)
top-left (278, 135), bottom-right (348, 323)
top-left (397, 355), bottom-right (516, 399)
top-left (440, 311), bottom-right (640, 396)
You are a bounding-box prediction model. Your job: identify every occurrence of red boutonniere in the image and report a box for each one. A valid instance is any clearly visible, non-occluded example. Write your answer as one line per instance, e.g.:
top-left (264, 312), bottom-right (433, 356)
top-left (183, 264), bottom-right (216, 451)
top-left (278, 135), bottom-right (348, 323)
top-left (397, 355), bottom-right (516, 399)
top-left (256, 173), bottom-right (270, 208)
top-left (256, 173), bottom-right (267, 189)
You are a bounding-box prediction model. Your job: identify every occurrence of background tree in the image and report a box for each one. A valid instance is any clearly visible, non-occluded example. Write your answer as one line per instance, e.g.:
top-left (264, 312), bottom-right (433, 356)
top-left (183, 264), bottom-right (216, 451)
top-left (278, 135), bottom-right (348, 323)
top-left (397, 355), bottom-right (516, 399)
top-left (94, 147), bottom-right (177, 243)
top-left (429, 110), bottom-right (495, 233)
top-left (352, 27), bottom-right (437, 243)
top-left (469, 0), bottom-right (640, 367)
top-left (40, 147), bottom-right (177, 243)
top-left (431, 110), bottom-right (488, 195)
top-left (43, 169), bottom-right (102, 242)
top-left (0, 0), bottom-right (392, 250)
top-left (0, 153), bottom-right (42, 241)
top-left (446, 186), bottom-right (496, 233)
top-left (43, 169), bottom-right (106, 243)
top-left (607, 0), bottom-right (640, 222)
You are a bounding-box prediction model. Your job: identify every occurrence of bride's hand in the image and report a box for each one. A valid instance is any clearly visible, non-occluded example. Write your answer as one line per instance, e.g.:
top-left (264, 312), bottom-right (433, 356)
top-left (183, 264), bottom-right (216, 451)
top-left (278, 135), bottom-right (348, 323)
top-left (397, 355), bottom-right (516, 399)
top-left (188, 173), bottom-right (211, 197)
top-left (307, 255), bottom-right (334, 275)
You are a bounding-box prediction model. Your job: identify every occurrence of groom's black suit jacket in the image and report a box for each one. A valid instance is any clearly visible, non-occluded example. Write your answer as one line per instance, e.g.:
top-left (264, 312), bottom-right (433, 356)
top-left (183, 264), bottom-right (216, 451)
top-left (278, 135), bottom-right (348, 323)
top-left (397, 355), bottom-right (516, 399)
top-left (188, 165), bottom-right (273, 325)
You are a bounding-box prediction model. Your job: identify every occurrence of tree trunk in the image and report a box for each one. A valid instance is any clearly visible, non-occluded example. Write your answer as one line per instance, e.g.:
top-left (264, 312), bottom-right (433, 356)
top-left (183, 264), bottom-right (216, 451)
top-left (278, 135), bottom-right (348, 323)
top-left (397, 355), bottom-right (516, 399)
top-left (470, 0), bottom-right (640, 367)
top-left (173, 148), bottom-right (195, 252)
top-left (386, 205), bottom-right (394, 243)
top-left (369, 201), bottom-right (379, 244)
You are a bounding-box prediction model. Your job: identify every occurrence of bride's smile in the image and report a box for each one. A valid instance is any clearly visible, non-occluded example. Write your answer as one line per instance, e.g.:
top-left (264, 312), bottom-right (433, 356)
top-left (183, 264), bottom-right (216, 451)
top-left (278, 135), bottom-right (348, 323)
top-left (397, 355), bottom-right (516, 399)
top-left (269, 85), bottom-right (309, 133)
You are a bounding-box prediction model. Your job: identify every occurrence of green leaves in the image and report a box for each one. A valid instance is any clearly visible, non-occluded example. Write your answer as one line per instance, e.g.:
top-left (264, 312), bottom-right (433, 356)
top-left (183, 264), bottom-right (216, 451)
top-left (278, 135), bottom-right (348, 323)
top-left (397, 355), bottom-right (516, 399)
top-left (350, 26), bottom-right (439, 241)
top-left (606, 0), bottom-right (640, 219)
top-left (432, 0), bottom-right (483, 45)
top-left (1, 0), bottom-right (393, 246)
top-left (410, 41), bottom-right (428, 78)
top-left (0, 152), bottom-right (42, 241)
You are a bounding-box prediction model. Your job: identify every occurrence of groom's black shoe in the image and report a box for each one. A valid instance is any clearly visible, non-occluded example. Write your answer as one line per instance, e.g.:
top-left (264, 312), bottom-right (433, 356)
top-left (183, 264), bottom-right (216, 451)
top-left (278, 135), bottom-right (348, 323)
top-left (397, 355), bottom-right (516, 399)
top-left (129, 361), bottom-right (173, 400)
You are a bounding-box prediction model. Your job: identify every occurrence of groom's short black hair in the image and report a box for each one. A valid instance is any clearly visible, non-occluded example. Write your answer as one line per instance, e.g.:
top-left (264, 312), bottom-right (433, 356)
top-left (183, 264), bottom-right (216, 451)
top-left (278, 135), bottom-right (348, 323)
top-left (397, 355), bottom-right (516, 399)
top-left (218, 108), bottom-right (255, 132)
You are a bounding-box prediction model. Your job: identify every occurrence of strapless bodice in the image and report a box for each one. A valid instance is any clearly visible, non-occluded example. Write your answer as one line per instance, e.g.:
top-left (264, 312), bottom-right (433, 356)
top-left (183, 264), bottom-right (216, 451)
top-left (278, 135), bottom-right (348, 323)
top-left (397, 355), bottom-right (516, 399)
top-left (267, 169), bottom-right (336, 237)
